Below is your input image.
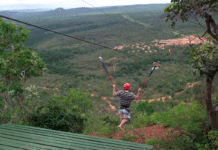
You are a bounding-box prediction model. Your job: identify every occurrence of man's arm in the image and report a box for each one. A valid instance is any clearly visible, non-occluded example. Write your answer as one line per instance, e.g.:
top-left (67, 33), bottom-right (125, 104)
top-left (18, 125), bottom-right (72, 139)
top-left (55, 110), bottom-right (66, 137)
top-left (135, 88), bottom-right (142, 100)
top-left (113, 84), bottom-right (117, 97)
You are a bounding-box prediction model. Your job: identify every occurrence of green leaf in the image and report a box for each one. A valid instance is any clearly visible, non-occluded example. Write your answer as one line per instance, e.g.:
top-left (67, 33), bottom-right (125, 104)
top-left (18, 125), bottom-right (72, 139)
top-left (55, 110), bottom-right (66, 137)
top-left (195, 142), bottom-right (202, 148)
top-left (209, 53), bottom-right (213, 60)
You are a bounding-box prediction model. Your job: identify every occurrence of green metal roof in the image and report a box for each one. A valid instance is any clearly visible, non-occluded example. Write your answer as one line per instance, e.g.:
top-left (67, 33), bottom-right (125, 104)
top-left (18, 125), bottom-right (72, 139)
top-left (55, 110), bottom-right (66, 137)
top-left (0, 123), bottom-right (153, 150)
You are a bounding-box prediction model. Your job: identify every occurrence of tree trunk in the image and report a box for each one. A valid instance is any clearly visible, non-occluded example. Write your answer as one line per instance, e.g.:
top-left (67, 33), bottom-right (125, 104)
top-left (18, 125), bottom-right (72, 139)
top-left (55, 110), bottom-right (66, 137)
top-left (205, 73), bottom-right (218, 131)
top-left (205, 14), bottom-right (218, 41)
top-left (1, 93), bottom-right (10, 124)
top-left (16, 96), bottom-right (27, 122)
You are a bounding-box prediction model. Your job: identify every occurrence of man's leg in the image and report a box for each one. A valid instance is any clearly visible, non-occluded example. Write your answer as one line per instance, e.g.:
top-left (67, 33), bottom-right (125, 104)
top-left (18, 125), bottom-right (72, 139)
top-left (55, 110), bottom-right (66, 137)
top-left (120, 115), bottom-right (124, 122)
top-left (118, 119), bottom-right (129, 131)
top-left (118, 109), bottom-right (130, 131)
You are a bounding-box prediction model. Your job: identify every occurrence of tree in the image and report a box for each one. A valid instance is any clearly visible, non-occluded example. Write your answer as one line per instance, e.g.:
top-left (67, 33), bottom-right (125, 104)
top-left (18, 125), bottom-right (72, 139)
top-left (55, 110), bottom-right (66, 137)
top-left (0, 18), bottom-right (47, 124)
top-left (28, 88), bottom-right (93, 133)
top-left (49, 88), bottom-right (94, 115)
top-left (163, 0), bottom-right (218, 130)
top-left (164, 0), bottom-right (218, 40)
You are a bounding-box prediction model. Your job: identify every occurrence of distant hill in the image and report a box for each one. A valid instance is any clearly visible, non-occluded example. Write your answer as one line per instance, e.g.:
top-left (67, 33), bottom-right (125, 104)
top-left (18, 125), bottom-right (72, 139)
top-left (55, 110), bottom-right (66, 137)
top-left (0, 4), bottom-right (170, 19)
top-left (9, 9), bottom-right (51, 12)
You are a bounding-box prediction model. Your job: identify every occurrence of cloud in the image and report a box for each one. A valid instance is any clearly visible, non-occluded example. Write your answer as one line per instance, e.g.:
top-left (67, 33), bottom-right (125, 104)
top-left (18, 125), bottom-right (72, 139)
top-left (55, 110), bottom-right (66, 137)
top-left (1, 0), bottom-right (171, 10)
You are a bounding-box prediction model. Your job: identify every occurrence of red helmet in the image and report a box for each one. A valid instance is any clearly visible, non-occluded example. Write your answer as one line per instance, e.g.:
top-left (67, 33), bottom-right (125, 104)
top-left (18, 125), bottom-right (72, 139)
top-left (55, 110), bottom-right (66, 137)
top-left (123, 83), bottom-right (130, 90)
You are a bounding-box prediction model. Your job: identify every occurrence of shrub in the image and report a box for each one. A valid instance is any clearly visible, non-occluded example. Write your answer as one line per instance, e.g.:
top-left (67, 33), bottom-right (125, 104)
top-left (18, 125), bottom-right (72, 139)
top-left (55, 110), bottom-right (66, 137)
top-left (150, 101), bottom-right (208, 133)
top-left (50, 88), bottom-right (94, 115)
top-left (149, 101), bottom-right (218, 149)
top-left (136, 101), bottom-right (155, 115)
top-left (145, 138), bottom-right (160, 145)
top-left (96, 115), bottom-right (120, 134)
top-left (27, 88), bottom-right (93, 133)
top-left (121, 133), bottom-right (137, 142)
top-left (0, 96), bottom-right (4, 108)
top-left (28, 105), bottom-right (86, 133)
top-left (157, 129), bottom-right (218, 150)
top-left (102, 115), bottom-right (119, 128)
top-left (83, 115), bottom-right (105, 134)
top-left (157, 131), bottom-right (196, 149)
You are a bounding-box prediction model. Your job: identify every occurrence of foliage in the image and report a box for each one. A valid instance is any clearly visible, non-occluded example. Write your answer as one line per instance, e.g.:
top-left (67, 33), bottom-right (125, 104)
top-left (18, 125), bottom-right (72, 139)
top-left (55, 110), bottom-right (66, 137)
top-left (0, 18), bottom-right (47, 94)
top-left (136, 101), bottom-right (155, 115)
top-left (102, 115), bottom-right (119, 129)
top-left (0, 96), bottom-right (4, 108)
top-left (163, 0), bottom-right (218, 29)
top-left (28, 105), bottom-right (86, 133)
top-left (156, 130), bottom-right (197, 150)
top-left (155, 129), bottom-right (218, 150)
top-left (148, 98), bottom-right (179, 113)
top-left (206, 130), bottom-right (218, 148)
top-left (147, 102), bottom-right (218, 149)
top-left (0, 17), bottom-right (47, 123)
top-left (83, 115), bottom-right (105, 134)
top-left (190, 41), bottom-right (218, 76)
top-left (145, 138), bottom-right (160, 145)
top-left (130, 111), bottom-right (152, 128)
top-left (96, 115), bottom-right (120, 135)
top-left (23, 85), bottom-right (41, 113)
top-left (150, 101), bottom-right (208, 136)
top-left (49, 88), bottom-right (94, 115)
top-left (164, 0), bottom-right (218, 131)
top-left (35, 49), bottom-right (79, 75)
top-left (3, 85), bottom-right (41, 124)
top-left (121, 133), bottom-right (137, 142)
top-left (26, 88), bottom-right (93, 133)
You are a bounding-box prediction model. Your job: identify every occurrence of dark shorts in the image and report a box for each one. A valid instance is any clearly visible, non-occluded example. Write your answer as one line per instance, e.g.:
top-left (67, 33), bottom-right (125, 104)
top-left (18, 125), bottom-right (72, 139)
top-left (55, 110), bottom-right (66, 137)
top-left (118, 109), bottom-right (131, 119)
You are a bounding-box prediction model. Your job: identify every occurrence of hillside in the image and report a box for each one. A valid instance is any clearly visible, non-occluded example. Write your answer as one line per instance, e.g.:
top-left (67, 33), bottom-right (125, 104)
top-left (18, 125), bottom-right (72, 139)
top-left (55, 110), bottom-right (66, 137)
top-left (0, 4), bottom-right (169, 19)
top-left (12, 6), bottom-right (208, 111)
top-left (1, 4), bottom-right (218, 149)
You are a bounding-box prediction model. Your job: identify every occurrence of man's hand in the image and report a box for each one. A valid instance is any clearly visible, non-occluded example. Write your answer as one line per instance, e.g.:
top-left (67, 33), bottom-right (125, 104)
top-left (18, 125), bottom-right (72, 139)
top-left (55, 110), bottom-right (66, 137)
top-left (113, 84), bottom-right (117, 96)
top-left (135, 87), bottom-right (142, 100)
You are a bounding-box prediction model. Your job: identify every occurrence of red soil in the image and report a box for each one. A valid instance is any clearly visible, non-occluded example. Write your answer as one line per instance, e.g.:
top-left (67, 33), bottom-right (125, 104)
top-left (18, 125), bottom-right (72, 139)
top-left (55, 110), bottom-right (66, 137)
top-left (153, 35), bottom-right (209, 49)
top-left (86, 124), bottom-right (179, 144)
top-left (37, 86), bottom-right (59, 91)
top-left (113, 35), bottom-right (209, 52)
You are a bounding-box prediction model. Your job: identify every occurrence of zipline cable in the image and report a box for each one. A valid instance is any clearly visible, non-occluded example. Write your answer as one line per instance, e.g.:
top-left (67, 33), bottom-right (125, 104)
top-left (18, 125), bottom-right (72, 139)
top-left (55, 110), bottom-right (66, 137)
top-left (80, 0), bottom-right (156, 30)
top-left (0, 15), bottom-right (144, 59)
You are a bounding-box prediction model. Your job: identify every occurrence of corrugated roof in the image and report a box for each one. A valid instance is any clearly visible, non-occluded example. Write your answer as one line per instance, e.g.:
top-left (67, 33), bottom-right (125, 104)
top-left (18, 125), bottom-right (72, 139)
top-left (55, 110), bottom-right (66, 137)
top-left (0, 123), bottom-right (153, 150)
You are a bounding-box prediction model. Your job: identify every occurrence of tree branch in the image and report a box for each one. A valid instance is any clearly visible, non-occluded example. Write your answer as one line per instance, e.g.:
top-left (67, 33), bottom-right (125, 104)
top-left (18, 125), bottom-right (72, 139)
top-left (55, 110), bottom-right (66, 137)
top-left (193, 14), bottom-right (207, 30)
top-left (208, 15), bottom-right (218, 35)
top-left (205, 14), bottom-right (218, 41)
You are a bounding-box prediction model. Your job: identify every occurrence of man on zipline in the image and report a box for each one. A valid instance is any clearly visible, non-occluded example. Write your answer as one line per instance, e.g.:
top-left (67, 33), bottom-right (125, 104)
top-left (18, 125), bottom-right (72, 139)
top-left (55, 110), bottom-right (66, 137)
top-left (113, 83), bottom-right (141, 131)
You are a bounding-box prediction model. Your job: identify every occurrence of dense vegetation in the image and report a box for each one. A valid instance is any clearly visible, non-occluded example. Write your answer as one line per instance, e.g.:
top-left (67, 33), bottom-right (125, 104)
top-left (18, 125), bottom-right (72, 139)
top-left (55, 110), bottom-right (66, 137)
top-left (1, 3), bottom-right (218, 149)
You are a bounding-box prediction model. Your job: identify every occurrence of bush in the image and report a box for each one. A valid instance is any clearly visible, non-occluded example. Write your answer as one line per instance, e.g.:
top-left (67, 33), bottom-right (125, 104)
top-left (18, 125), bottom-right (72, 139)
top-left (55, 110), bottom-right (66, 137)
top-left (156, 131), bottom-right (196, 149)
top-left (27, 88), bottom-right (93, 133)
top-left (83, 115), bottom-right (105, 134)
top-left (96, 115), bottom-right (120, 135)
top-left (156, 129), bottom-right (218, 150)
top-left (150, 98), bottom-right (178, 113)
top-left (121, 133), bottom-right (137, 142)
top-left (28, 105), bottom-right (86, 133)
top-left (50, 88), bottom-right (94, 115)
top-left (129, 109), bottom-right (152, 128)
top-left (145, 138), bottom-right (160, 145)
top-left (136, 101), bottom-right (155, 115)
top-left (0, 96), bottom-right (4, 108)
top-left (150, 101), bottom-right (208, 134)
top-left (148, 101), bottom-right (218, 149)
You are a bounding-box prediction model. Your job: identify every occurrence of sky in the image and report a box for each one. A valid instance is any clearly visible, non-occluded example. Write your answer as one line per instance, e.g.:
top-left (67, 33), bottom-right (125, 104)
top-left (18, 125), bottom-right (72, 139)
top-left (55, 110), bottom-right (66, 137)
top-left (1, 0), bottom-right (171, 11)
